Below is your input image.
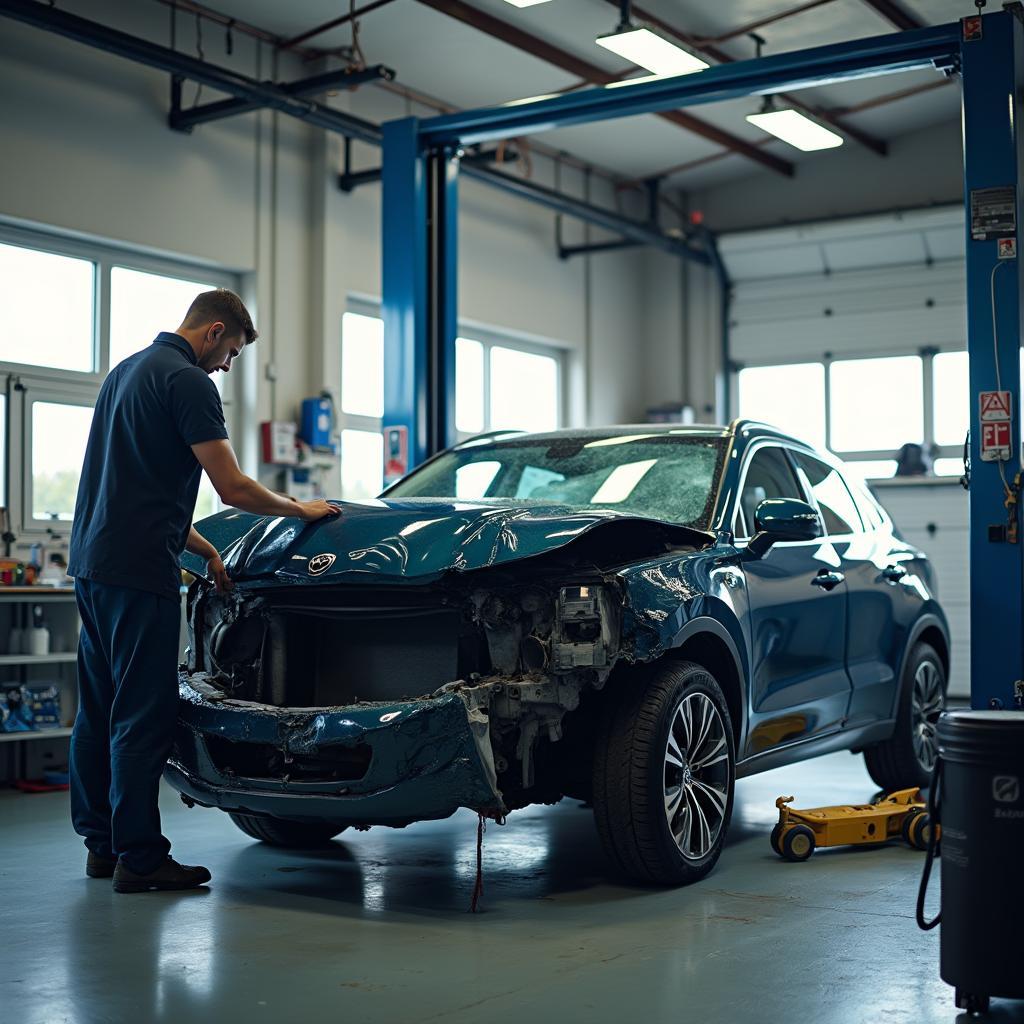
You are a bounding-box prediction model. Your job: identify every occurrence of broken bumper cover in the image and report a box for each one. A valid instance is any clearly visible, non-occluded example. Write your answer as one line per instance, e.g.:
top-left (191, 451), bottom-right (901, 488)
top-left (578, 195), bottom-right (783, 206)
top-left (164, 676), bottom-right (502, 827)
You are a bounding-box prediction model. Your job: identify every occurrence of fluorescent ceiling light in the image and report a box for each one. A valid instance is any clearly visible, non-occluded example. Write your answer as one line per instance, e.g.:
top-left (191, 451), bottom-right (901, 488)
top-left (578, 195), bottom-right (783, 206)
top-left (596, 26), bottom-right (709, 77)
top-left (501, 0), bottom-right (553, 6)
top-left (746, 108), bottom-right (843, 152)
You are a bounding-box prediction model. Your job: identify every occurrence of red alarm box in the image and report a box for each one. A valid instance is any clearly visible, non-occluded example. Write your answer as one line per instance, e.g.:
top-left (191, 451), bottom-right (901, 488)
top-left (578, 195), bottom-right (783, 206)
top-left (260, 421), bottom-right (298, 465)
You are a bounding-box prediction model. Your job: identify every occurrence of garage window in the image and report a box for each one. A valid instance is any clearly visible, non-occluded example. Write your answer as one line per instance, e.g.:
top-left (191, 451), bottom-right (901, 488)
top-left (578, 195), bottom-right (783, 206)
top-left (340, 304), bottom-right (565, 498)
top-left (737, 349), bottom-right (972, 480)
top-left (0, 225), bottom-right (241, 535)
top-left (830, 355), bottom-right (924, 452)
top-left (0, 242), bottom-right (95, 373)
top-left (737, 363), bottom-right (826, 448)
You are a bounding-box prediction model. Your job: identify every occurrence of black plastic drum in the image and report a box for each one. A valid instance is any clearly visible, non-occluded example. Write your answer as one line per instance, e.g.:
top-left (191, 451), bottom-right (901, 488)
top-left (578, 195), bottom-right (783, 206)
top-left (920, 710), bottom-right (1024, 1013)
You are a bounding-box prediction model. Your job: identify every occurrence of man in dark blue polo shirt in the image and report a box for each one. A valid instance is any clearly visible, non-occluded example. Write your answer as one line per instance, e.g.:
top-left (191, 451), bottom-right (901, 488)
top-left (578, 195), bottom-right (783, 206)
top-left (68, 288), bottom-right (338, 893)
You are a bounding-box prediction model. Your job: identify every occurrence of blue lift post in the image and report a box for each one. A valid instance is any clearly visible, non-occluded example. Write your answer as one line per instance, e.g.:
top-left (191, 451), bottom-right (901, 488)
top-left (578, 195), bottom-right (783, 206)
top-left (380, 14), bottom-right (1018, 708)
top-left (961, 9), bottom-right (1024, 710)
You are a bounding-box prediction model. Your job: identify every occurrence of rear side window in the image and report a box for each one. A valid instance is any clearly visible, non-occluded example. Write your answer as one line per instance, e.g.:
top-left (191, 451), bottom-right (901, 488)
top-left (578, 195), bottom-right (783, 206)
top-left (848, 480), bottom-right (886, 531)
top-left (794, 453), bottom-right (863, 535)
top-left (736, 446), bottom-right (804, 538)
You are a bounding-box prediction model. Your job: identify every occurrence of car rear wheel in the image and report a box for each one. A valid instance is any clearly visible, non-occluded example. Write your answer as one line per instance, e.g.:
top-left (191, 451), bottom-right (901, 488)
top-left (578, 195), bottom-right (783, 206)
top-left (592, 660), bottom-right (735, 885)
top-left (228, 812), bottom-right (348, 847)
top-left (864, 642), bottom-right (945, 793)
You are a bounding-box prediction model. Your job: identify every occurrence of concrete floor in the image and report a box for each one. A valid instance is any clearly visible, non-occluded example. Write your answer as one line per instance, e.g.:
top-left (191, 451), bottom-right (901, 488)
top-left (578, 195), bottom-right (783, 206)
top-left (1, 751), bottom-right (1021, 1024)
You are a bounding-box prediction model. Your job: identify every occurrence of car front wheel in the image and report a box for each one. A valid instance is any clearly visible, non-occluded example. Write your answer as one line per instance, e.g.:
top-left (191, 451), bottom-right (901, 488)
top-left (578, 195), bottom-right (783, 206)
top-left (592, 660), bottom-right (735, 885)
top-left (863, 641), bottom-right (945, 792)
top-left (228, 812), bottom-right (348, 847)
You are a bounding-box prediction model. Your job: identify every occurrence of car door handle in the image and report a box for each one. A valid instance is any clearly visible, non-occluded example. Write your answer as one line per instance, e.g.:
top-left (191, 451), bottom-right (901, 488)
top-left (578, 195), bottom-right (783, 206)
top-left (811, 570), bottom-right (845, 591)
top-left (880, 564), bottom-right (907, 583)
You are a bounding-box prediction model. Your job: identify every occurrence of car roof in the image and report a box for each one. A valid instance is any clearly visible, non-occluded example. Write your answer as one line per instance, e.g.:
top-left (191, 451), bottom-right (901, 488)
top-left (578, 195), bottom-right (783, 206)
top-left (453, 420), bottom-right (809, 449)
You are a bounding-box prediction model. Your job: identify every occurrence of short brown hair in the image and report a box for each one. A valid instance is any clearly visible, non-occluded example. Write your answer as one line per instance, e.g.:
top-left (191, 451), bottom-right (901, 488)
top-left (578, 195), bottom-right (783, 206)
top-left (182, 288), bottom-right (258, 344)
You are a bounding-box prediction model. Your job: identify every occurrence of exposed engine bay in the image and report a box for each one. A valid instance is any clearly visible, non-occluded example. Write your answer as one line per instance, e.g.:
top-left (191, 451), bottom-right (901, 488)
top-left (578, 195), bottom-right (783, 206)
top-left (185, 569), bottom-right (624, 813)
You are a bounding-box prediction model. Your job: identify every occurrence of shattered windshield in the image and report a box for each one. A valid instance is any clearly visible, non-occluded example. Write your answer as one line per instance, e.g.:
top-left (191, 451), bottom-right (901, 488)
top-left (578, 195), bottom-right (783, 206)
top-left (386, 433), bottom-right (725, 528)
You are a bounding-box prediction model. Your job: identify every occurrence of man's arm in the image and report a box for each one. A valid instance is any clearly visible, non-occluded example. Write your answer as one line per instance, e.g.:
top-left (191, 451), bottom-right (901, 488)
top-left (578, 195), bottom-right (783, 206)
top-left (186, 526), bottom-right (232, 594)
top-left (191, 439), bottom-right (339, 522)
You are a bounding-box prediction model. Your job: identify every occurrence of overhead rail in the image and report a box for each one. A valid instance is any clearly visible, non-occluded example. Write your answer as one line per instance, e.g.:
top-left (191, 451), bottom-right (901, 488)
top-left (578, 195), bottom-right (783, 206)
top-left (169, 64), bottom-right (395, 132)
top-left (0, 0), bottom-right (694, 263)
top-left (417, 21), bottom-right (961, 146)
top-left (0, 0), bottom-right (383, 146)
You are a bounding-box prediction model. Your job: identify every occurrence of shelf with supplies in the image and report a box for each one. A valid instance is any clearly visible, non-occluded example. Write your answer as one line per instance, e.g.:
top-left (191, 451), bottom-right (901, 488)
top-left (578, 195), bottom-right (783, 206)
top-left (0, 653), bottom-right (77, 666)
top-left (1, 589), bottom-right (80, 775)
top-left (0, 727), bottom-right (73, 745)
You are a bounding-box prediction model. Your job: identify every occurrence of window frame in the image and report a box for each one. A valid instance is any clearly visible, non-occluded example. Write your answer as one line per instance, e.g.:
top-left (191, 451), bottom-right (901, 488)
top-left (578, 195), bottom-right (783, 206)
top-left (731, 345), bottom-right (969, 479)
top-left (0, 220), bottom-right (243, 537)
top-left (731, 441), bottom-right (813, 543)
top-left (339, 298), bottom-right (568, 498)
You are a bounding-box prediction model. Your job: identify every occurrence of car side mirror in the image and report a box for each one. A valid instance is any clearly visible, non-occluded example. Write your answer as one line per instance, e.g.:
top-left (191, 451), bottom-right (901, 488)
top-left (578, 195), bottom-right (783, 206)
top-left (744, 498), bottom-right (821, 560)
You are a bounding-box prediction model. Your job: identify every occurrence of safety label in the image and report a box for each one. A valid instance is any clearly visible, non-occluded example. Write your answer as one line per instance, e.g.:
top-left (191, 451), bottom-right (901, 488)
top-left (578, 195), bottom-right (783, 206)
top-left (980, 390), bottom-right (1012, 422)
top-left (981, 420), bottom-right (1011, 462)
top-left (999, 237), bottom-right (1018, 260)
top-left (962, 15), bottom-right (982, 42)
top-left (971, 186), bottom-right (1016, 240)
top-left (383, 425), bottom-right (409, 484)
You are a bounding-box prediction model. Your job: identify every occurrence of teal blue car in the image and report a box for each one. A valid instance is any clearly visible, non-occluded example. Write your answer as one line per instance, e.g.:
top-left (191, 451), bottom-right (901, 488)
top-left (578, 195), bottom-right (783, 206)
top-left (167, 421), bottom-right (949, 885)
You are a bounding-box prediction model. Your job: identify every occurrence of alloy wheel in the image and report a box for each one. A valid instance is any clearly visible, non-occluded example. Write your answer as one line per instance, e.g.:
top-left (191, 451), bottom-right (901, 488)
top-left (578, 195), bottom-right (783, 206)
top-left (911, 660), bottom-right (943, 773)
top-left (664, 692), bottom-right (731, 860)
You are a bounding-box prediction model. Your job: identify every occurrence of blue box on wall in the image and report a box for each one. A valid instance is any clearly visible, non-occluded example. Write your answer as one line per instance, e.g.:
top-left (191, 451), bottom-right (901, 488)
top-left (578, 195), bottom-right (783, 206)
top-left (300, 397), bottom-right (336, 452)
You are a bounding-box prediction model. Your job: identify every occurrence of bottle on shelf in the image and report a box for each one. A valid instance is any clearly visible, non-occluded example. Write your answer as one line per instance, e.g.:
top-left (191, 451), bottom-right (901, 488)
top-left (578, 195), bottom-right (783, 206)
top-left (28, 605), bottom-right (49, 656)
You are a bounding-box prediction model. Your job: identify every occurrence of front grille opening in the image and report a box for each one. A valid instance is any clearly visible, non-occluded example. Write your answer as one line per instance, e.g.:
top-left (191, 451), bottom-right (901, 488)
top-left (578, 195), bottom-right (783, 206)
top-left (205, 735), bottom-right (371, 782)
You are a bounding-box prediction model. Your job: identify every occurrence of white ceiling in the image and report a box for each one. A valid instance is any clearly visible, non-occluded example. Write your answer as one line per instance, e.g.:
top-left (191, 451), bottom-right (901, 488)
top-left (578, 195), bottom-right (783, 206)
top-left (207, 0), bottom-right (964, 190)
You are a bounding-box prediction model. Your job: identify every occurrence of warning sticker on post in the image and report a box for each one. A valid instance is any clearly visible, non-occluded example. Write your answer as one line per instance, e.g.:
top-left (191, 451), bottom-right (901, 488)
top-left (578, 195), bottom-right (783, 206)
top-left (971, 187), bottom-right (1016, 240)
top-left (980, 390), bottom-right (1013, 422)
top-left (981, 421), bottom-right (1011, 462)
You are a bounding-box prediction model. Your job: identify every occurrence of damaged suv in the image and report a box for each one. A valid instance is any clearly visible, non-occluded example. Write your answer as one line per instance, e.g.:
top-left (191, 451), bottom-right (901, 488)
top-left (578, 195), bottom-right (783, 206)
top-left (168, 422), bottom-right (949, 885)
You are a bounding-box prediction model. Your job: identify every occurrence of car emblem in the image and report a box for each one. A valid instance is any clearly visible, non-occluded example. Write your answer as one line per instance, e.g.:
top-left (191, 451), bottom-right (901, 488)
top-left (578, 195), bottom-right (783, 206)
top-left (307, 553), bottom-right (336, 576)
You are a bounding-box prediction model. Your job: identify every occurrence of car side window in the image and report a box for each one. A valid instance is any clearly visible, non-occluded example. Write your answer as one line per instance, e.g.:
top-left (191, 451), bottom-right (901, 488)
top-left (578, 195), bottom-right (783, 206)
top-left (736, 446), bottom-right (804, 539)
top-left (848, 479), bottom-right (885, 531)
top-left (793, 454), bottom-right (863, 535)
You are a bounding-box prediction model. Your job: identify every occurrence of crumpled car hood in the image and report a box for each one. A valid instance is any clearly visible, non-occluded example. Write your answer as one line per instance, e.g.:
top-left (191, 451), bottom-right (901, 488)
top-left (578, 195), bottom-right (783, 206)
top-left (183, 497), bottom-right (712, 585)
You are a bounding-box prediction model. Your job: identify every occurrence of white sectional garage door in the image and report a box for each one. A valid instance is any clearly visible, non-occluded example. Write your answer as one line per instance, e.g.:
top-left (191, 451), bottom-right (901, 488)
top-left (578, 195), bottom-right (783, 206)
top-left (720, 206), bottom-right (965, 363)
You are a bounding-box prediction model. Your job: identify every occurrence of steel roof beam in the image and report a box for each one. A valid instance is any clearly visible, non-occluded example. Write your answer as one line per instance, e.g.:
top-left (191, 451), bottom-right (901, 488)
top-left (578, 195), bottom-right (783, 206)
top-left (618, 0), bottom-right (889, 156)
top-left (415, 0), bottom-right (794, 177)
top-left (859, 0), bottom-right (924, 31)
top-left (418, 21), bottom-right (960, 147)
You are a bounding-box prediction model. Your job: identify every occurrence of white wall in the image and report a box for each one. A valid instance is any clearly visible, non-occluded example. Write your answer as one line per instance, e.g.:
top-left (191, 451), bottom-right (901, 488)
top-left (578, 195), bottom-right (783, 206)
top-left (0, 1), bottom-right (656, 476)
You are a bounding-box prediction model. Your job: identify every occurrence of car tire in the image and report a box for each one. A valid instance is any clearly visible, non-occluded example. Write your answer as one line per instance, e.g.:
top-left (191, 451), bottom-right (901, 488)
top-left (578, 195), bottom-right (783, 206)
top-left (228, 812), bottom-right (348, 847)
top-left (864, 641), bottom-right (945, 793)
top-left (592, 659), bottom-right (735, 886)
top-left (780, 824), bottom-right (815, 862)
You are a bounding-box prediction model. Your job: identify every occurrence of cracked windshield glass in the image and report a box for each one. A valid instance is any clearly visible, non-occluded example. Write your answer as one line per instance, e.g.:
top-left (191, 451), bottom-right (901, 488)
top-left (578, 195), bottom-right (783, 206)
top-left (387, 433), bottom-right (724, 528)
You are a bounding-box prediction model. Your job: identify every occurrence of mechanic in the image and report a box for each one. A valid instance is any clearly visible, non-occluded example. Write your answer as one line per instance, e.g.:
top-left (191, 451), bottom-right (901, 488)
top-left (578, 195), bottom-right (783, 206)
top-left (67, 288), bottom-right (339, 893)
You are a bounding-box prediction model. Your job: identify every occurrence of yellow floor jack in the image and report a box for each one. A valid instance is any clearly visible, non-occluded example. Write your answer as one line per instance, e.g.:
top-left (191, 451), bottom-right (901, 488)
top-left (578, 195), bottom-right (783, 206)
top-left (771, 788), bottom-right (938, 862)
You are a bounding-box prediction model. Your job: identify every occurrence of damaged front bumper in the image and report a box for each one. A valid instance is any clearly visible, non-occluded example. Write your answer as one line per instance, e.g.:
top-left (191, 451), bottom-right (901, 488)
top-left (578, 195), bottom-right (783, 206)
top-left (164, 675), bottom-right (504, 827)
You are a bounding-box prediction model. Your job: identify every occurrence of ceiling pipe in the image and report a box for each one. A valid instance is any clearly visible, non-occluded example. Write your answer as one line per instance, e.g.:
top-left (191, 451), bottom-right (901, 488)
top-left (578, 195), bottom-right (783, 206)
top-left (0, 0), bottom-right (706, 264)
top-left (280, 0), bottom-right (402, 51)
top-left (0, 0), bottom-right (383, 145)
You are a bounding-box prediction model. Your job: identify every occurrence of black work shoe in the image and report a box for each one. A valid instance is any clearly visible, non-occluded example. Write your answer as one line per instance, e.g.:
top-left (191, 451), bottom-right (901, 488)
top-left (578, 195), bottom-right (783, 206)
top-left (112, 857), bottom-right (212, 893)
top-left (86, 851), bottom-right (118, 878)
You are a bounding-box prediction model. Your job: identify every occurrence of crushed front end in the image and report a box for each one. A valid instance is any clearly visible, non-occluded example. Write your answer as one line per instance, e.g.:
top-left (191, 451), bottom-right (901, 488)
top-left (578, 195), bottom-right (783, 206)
top-left (167, 569), bottom-right (623, 827)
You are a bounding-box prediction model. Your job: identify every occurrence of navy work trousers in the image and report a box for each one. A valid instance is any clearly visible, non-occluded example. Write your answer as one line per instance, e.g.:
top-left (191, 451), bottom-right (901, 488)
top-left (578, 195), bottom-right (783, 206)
top-left (70, 578), bottom-right (181, 874)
